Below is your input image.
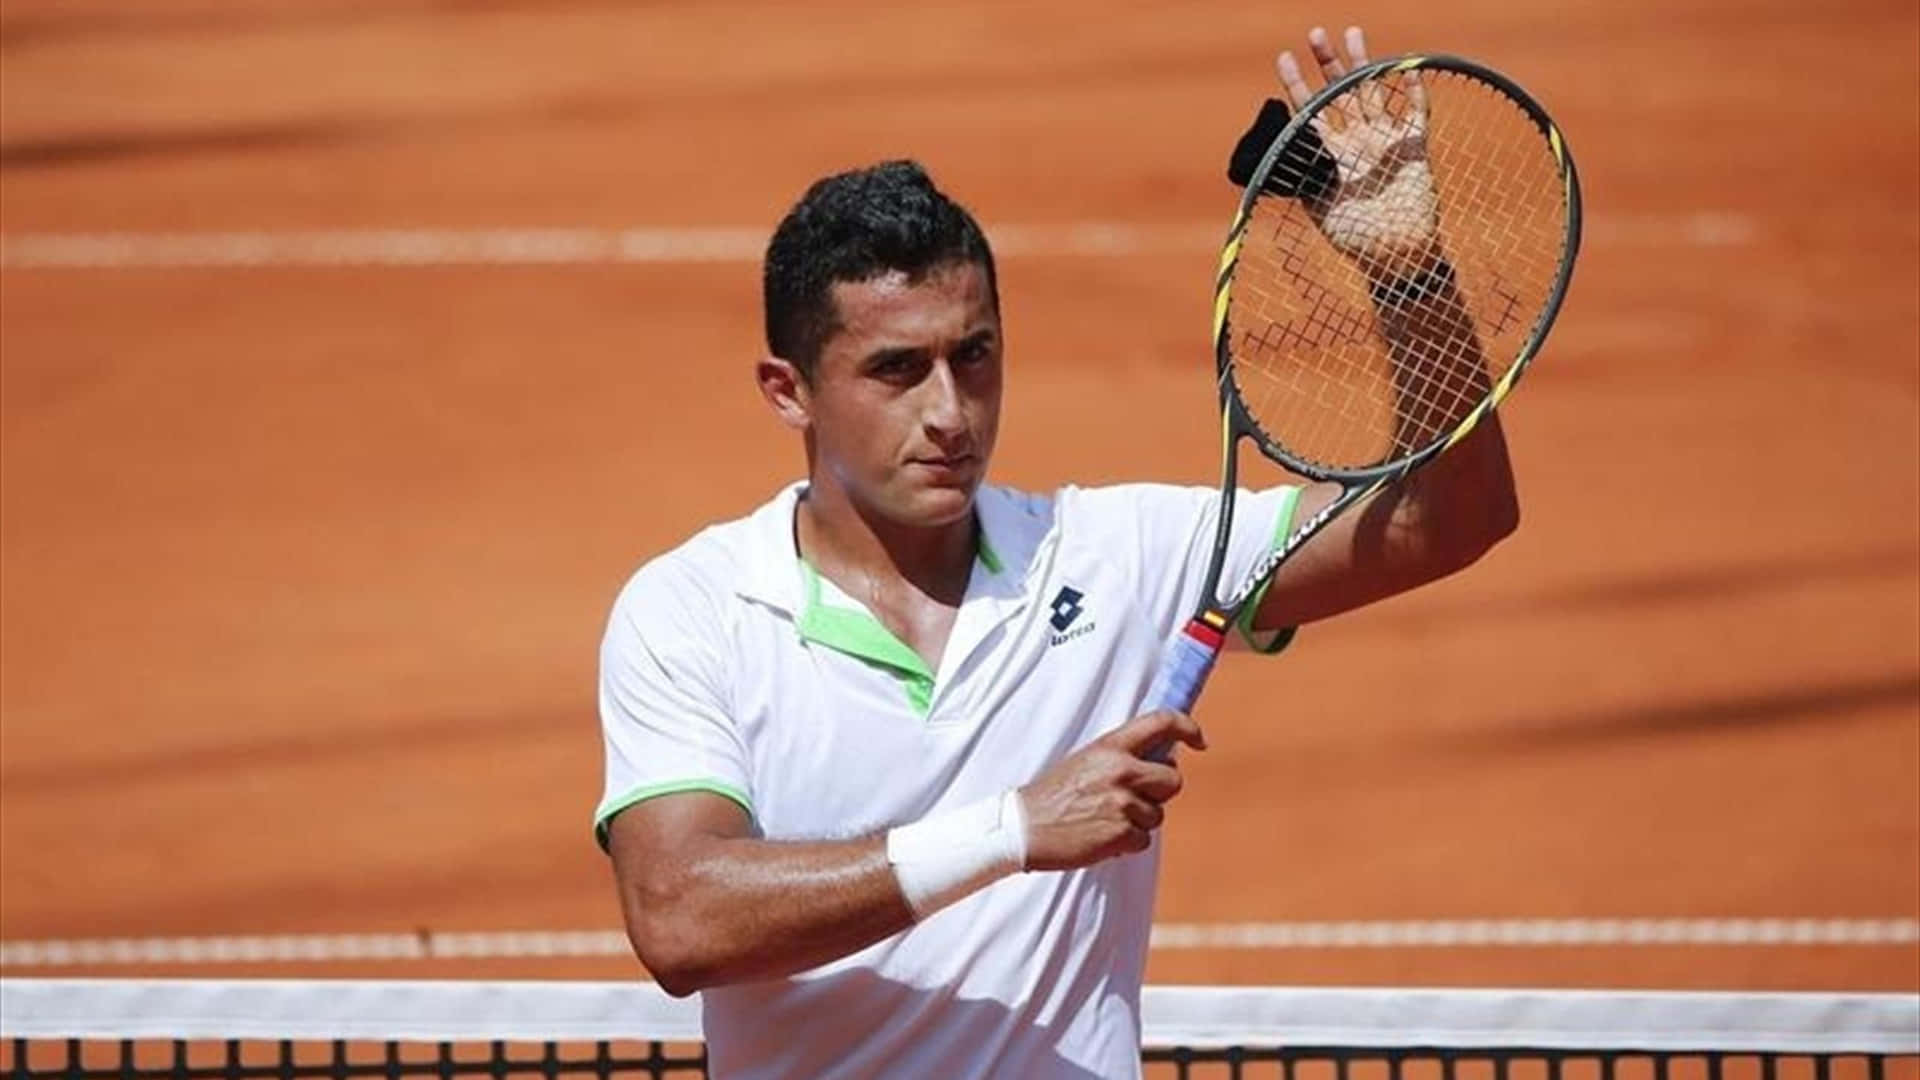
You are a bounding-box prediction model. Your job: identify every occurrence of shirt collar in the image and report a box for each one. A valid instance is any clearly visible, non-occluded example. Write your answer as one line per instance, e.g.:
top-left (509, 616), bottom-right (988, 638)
top-left (731, 480), bottom-right (1049, 615)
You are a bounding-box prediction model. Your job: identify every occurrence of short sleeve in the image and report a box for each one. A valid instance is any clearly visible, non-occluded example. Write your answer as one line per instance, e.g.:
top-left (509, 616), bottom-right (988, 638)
top-left (594, 563), bottom-right (754, 851)
top-left (1106, 483), bottom-right (1303, 655)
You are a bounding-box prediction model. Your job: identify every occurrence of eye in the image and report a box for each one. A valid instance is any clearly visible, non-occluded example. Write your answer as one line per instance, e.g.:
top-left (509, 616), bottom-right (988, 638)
top-left (954, 336), bottom-right (997, 367)
top-left (865, 350), bottom-right (920, 379)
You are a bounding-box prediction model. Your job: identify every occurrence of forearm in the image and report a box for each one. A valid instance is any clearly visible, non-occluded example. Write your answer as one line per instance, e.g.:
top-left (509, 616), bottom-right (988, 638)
top-left (1374, 254), bottom-right (1490, 442)
top-left (1257, 415), bottom-right (1514, 629)
top-left (615, 789), bottom-right (1027, 995)
top-left (619, 832), bottom-right (911, 995)
top-left (1371, 251), bottom-right (1519, 560)
top-left (1247, 255), bottom-right (1521, 629)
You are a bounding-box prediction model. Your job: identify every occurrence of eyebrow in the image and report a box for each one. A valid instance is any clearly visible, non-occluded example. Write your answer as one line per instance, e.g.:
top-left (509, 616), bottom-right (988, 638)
top-left (862, 345), bottom-right (926, 368)
top-left (859, 326), bottom-right (998, 368)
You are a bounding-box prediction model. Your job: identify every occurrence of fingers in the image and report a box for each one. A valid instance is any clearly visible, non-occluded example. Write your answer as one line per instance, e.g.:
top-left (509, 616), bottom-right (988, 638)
top-left (1122, 797), bottom-right (1165, 833)
top-left (1111, 709), bottom-right (1207, 756)
top-left (1159, 710), bottom-right (1208, 753)
top-left (1128, 759), bottom-right (1184, 804)
top-left (1344, 26), bottom-right (1392, 119)
top-left (1307, 26), bottom-right (1346, 81)
top-left (1286, 25), bottom-right (1375, 123)
top-left (1404, 68), bottom-right (1429, 133)
top-left (1027, 720), bottom-right (1197, 870)
top-left (1275, 49), bottom-right (1314, 109)
top-left (1344, 26), bottom-right (1371, 67)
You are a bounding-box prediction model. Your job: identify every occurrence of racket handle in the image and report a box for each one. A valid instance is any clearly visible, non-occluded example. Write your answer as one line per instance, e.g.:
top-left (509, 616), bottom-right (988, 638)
top-left (1141, 618), bottom-right (1229, 758)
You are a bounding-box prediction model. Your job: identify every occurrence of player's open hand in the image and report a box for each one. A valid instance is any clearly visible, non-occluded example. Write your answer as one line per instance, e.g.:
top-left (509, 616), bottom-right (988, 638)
top-left (1278, 25), bottom-right (1439, 275)
top-left (1017, 710), bottom-right (1204, 872)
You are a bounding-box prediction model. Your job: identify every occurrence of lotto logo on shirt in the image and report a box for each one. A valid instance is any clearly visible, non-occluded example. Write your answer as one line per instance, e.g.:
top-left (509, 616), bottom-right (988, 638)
top-left (1047, 586), bottom-right (1097, 646)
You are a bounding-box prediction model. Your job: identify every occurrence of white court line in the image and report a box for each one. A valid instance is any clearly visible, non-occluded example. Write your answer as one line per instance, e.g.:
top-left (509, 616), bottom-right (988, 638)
top-left (0, 919), bottom-right (1913, 967)
top-left (0, 214), bottom-right (1753, 270)
top-left (0, 224), bottom-right (1209, 270)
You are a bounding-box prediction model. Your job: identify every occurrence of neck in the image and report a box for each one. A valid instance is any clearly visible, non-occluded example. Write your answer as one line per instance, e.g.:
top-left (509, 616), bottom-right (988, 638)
top-left (795, 480), bottom-right (976, 606)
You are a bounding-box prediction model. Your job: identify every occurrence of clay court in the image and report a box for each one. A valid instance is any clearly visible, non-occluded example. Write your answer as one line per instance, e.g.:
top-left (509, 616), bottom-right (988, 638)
top-left (1, 0), bottom-right (1915, 996)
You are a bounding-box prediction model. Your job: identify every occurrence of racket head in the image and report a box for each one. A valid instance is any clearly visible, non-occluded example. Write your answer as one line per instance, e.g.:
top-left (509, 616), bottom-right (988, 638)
top-left (1214, 54), bottom-right (1582, 484)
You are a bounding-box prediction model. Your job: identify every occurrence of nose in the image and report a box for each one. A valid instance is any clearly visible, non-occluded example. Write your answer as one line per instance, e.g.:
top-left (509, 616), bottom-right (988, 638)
top-left (920, 360), bottom-right (968, 442)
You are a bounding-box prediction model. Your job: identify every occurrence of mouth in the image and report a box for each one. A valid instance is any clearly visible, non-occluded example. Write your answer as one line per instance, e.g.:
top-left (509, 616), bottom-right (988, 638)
top-left (908, 452), bottom-right (978, 478)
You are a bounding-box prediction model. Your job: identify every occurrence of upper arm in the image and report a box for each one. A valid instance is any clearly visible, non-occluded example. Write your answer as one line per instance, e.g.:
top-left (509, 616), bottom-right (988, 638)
top-left (1250, 418), bottom-right (1518, 629)
top-left (594, 563), bottom-right (755, 851)
top-left (1081, 482), bottom-right (1304, 653)
top-left (606, 789), bottom-right (753, 919)
top-left (593, 562), bottom-right (759, 978)
top-left (604, 789), bottom-right (753, 995)
top-left (1247, 480), bottom-right (1365, 630)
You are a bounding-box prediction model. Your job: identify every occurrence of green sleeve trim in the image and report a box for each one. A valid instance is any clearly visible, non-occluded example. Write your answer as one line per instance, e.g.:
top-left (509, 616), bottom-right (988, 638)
top-left (594, 778), bottom-right (753, 852)
top-left (1236, 485), bottom-right (1303, 655)
top-left (1240, 623), bottom-right (1298, 656)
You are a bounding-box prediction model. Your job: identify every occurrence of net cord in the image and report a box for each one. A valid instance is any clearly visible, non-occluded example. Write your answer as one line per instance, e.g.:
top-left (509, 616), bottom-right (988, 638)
top-left (2, 982), bottom-right (1915, 1054)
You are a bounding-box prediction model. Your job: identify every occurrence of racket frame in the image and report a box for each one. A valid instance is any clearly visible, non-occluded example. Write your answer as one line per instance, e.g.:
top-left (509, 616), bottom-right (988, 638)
top-left (1199, 52), bottom-right (1583, 622)
top-left (1143, 54), bottom-right (1582, 718)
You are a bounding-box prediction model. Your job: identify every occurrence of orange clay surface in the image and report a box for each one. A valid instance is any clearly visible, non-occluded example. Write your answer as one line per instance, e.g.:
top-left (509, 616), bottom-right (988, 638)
top-left (1, 0), bottom-right (1916, 992)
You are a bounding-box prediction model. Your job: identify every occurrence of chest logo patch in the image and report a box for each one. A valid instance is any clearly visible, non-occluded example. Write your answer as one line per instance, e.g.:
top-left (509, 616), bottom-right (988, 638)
top-left (1047, 586), bottom-right (1096, 646)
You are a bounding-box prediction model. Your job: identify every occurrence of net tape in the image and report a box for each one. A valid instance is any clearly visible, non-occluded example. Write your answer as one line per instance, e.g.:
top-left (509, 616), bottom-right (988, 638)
top-left (3, 982), bottom-right (1915, 1054)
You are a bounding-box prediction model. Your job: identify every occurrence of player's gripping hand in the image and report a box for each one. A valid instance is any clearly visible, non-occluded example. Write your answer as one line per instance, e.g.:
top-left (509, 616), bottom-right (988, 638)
top-left (1017, 710), bottom-right (1205, 872)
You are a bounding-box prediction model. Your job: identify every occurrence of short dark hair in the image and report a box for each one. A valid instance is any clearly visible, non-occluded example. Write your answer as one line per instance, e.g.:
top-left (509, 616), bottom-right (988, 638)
top-left (763, 160), bottom-right (997, 379)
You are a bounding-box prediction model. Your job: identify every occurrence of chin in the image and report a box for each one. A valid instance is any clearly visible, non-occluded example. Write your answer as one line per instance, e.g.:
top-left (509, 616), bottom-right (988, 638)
top-left (894, 482), bottom-right (978, 527)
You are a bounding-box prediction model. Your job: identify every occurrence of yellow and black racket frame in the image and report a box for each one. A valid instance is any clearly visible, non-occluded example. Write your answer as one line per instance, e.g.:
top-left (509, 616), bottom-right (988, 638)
top-left (1144, 54), bottom-right (1582, 719)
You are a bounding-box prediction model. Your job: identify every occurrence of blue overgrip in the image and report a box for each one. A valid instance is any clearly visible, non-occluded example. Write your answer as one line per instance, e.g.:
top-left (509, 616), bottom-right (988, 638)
top-left (1141, 617), bottom-right (1228, 761)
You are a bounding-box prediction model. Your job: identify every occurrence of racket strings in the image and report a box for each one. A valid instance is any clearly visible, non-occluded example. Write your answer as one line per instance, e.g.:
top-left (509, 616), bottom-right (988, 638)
top-left (1226, 66), bottom-right (1568, 473)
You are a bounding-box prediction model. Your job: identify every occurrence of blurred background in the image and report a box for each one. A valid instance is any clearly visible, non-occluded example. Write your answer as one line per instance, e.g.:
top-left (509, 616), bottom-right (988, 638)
top-left (1, 0), bottom-right (1915, 992)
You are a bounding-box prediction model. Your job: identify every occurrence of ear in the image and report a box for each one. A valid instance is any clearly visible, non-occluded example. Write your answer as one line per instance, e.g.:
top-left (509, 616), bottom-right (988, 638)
top-left (756, 356), bottom-right (812, 432)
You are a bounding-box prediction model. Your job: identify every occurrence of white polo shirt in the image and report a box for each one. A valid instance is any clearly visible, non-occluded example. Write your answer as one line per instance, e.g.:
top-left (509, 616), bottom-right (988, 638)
top-left (596, 479), bottom-right (1299, 1080)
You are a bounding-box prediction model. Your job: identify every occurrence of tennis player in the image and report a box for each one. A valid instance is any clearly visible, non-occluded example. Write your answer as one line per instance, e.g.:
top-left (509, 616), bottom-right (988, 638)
top-left (596, 25), bottom-right (1518, 1080)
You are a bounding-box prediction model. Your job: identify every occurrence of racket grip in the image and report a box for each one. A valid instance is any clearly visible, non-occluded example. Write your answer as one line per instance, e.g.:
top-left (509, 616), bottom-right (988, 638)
top-left (1141, 618), bottom-right (1229, 750)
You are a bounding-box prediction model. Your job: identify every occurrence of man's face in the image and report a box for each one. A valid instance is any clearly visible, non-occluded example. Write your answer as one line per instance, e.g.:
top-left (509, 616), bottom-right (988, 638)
top-left (802, 260), bottom-right (1002, 528)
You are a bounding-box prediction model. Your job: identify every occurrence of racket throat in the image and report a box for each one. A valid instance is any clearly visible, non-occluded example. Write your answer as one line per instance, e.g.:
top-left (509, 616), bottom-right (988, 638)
top-left (1192, 609), bottom-right (1232, 640)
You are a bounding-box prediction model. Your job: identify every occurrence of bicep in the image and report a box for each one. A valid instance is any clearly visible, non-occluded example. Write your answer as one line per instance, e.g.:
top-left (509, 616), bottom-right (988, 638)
top-left (607, 791), bottom-right (754, 923)
top-left (1251, 448), bottom-right (1502, 629)
top-left (1250, 480), bottom-right (1383, 629)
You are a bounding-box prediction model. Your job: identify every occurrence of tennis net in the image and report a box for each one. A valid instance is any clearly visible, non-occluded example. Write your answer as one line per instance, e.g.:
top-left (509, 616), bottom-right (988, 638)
top-left (3, 980), bottom-right (1916, 1080)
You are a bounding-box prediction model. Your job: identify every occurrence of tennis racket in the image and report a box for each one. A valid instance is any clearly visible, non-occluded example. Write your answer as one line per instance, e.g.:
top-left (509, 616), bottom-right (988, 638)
top-left (1141, 53), bottom-right (1582, 718)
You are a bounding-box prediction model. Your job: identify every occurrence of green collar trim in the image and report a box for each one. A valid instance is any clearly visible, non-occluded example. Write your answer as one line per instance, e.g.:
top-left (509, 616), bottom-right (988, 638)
top-left (797, 562), bottom-right (936, 715)
top-left (797, 561), bottom-right (935, 680)
top-left (976, 528), bottom-right (1004, 575)
top-left (791, 518), bottom-right (1003, 717)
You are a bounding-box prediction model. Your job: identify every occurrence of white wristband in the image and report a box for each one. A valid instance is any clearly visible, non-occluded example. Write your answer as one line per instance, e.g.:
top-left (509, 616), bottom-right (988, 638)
top-left (885, 789), bottom-right (1028, 921)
